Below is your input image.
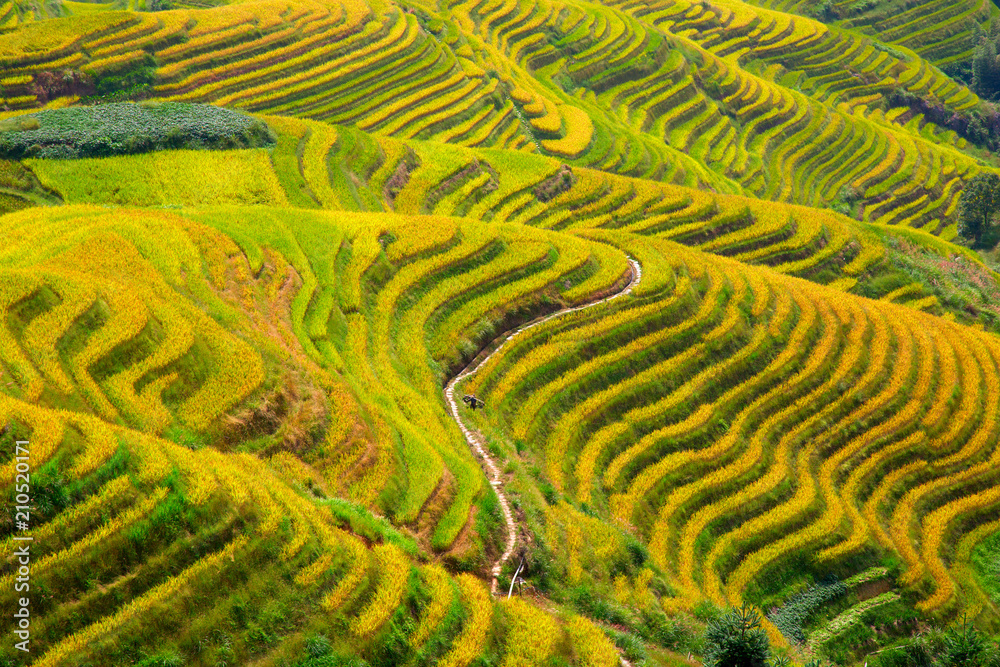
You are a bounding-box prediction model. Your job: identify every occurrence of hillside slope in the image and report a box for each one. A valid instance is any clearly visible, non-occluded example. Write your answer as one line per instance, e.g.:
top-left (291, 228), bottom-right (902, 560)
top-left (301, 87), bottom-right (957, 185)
top-left (0, 204), bottom-right (636, 665)
top-left (20, 121), bottom-right (1000, 330)
top-left (2, 184), bottom-right (1000, 663)
top-left (2, 0), bottom-right (1000, 661)
top-left (0, 0), bottom-right (997, 235)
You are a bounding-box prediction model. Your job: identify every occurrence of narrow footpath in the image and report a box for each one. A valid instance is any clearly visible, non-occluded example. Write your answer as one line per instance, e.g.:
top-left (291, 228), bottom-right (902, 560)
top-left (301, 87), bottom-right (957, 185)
top-left (444, 256), bottom-right (643, 595)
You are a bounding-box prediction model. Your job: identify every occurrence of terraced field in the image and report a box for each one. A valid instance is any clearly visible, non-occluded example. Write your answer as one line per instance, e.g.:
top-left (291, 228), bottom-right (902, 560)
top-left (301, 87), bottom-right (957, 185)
top-left (464, 230), bottom-right (1000, 621)
top-left (22, 121), bottom-right (889, 292)
top-left (761, 0), bottom-right (994, 67)
top-left (3, 148), bottom-right (1000, 662)
top-left (0, 0), bottom-right (996, 233)
top-left (3, 0), bottom-right (1000, 661)
top-left (0, 204), bottom-right (635, 664)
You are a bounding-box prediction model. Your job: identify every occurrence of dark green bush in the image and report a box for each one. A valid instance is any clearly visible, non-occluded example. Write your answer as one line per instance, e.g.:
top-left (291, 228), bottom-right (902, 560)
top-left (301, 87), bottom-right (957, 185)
top-left (703, 603), bottom-right (772, 667)
top-left (941, 618), bottom-right (996, 667)
top-left (135, 653), bottom-right (184, 667)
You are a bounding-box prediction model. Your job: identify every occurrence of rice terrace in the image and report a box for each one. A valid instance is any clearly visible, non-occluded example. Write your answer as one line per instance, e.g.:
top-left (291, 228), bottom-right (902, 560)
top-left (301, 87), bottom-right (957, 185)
top-left (6, 0), bottom-right (1000, 663)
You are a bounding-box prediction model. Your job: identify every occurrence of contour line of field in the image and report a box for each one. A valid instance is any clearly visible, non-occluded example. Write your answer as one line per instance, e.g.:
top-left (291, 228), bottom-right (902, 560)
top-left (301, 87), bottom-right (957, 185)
top-left (444, 254), bottom-right (643, 597)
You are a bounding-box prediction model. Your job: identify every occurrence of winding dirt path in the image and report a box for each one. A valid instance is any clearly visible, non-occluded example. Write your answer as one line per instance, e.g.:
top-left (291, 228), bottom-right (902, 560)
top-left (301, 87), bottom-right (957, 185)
top-left (445, 256), bottom-right (642, 596)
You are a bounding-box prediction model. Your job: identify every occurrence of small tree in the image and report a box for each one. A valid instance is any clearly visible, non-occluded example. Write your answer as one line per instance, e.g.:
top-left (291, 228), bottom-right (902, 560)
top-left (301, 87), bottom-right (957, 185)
top-left (958, 173), bottom-right (1000, 245)
top-left (703, 603), bottom-right (772, 667)
top-left (972, 23), bottom-right (1000, 99)
top-left (941, 616), bottom-right (993, 667)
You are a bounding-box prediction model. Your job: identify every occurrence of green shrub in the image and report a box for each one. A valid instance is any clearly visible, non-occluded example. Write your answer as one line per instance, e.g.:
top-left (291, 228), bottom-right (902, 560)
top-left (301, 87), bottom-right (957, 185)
top-left (703, 603), bottom-right (772, 667)
top-left (569, 585), bottom-right (632, 625)
top-left (941, 617), bottom-right (996, 667)
top-left (92, 56), bottom-right (157, 97)
top-left (135, 652), bottom-right (184, 667)
top-left (293, 633), bottom-right (370, 667)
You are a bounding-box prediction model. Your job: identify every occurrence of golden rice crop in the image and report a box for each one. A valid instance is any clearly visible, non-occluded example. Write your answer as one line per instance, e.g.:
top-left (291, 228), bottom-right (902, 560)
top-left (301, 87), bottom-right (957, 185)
top-left (34, 535), bottom-right (250, 667)
top-left (352, 543), bottom-right (411, 637)
top-left (499, 596), bottom-right (561, 667)
top-left (547, 270), bottom-right (751, 494)
top-left (541, 104), bottom-right (594, 158)
top-left (27, 150), bottom-right (289, 207)
top-left (410, 564), bottom-right (455, 647)
top-left (437, 574), bottom-right (493, 667)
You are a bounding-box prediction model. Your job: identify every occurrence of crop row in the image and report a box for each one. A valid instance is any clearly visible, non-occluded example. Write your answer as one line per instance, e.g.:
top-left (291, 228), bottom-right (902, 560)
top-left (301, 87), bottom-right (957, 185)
top-left (0, 0), bottom-right (521, 150)
top-left (0, 392), bottom-right (622, 664)
top-left (21, 119), bottom-right (889, 303)
top-left (449, 0), bottom-right (990, 233)
top-left (466, 231), bottom-right (1000, 614)
top-left (360, 136), bottom-right (883, 281)
top-left (0, 206), bottom-right (628, 664)
top-left (0, 0), bottom-right (989, 237)
top-left (0, 213), bottom-right (266, 434)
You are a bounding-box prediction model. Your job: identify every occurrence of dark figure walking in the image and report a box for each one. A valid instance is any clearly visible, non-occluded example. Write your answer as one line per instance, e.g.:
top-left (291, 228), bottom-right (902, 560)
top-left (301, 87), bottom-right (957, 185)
top-left (462, 394), bottom-right (485, 410)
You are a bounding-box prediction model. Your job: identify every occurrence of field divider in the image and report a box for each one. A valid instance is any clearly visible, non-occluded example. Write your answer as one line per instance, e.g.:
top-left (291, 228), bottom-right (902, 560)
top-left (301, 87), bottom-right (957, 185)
top-left (444, 254), bottom-right (641, 595)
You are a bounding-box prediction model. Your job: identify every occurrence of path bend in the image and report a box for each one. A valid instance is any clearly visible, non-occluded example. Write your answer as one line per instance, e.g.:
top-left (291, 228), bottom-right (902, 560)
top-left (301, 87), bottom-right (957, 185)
top-left (444, 255), bottom-right (643, 595)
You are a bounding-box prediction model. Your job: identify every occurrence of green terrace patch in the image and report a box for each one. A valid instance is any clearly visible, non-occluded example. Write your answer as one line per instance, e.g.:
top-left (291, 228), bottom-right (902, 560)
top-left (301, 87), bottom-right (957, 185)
top-left (0, 102), bottom-right (275, 160)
